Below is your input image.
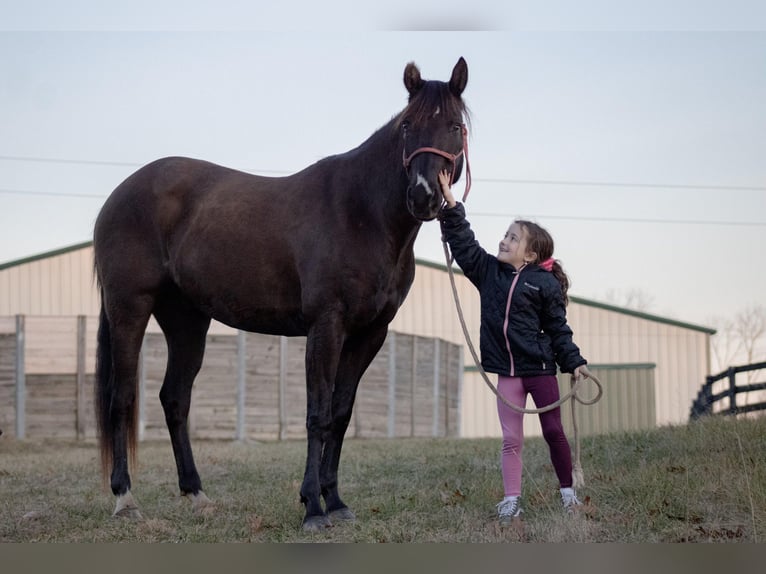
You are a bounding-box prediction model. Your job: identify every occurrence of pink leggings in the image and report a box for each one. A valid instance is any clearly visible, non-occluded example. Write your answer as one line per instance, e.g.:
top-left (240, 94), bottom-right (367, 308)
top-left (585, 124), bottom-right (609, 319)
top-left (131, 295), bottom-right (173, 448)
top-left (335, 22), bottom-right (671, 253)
top-left (497, 375), bottom-right (573, 496)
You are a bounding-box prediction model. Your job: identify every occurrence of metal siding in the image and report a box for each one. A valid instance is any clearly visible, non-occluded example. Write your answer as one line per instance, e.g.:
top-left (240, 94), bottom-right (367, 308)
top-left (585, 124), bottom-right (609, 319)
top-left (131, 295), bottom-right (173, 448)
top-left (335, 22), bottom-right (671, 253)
top-left (558, 366), bottom-right (655, 436)
top-left (19, 266), bottom-right (31, 314)
top-left (0, 272), bottom-right (8, 315)
top-left (0, 246), bottom-right (101, 316)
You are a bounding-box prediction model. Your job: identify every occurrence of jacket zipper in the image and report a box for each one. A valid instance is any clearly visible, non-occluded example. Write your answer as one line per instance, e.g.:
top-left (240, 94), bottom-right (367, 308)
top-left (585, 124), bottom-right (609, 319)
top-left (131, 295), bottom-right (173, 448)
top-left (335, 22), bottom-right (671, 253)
top-left (503, 272), bottom-right (521, 376)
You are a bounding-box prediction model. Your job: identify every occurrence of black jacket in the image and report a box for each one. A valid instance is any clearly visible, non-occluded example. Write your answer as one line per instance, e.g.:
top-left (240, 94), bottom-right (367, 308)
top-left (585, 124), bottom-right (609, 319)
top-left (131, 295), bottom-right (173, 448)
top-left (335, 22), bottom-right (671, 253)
top-left (439, 203), bottom-right (586, 377)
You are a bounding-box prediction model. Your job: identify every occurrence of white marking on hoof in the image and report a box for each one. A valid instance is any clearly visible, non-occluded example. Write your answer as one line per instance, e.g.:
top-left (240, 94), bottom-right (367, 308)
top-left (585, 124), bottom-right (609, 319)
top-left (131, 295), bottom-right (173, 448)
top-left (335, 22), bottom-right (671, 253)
top-left (189, 491), bottom-right (214, 513)
top-left (113, 491), bottom-right (143, 520)
top-left (302, 515), bottom-right (332, 532)
top-left (328, 507), bottom-right (356, 523)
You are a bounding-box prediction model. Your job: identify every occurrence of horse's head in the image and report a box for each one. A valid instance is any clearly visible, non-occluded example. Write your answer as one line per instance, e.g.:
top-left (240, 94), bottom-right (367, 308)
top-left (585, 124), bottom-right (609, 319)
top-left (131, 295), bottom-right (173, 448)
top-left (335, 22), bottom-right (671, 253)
top-left (400, 57), bottom-right (469, 221)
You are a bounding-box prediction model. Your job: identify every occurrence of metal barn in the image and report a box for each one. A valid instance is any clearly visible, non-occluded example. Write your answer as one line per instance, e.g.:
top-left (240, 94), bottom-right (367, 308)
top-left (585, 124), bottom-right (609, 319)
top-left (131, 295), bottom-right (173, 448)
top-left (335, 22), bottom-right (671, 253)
top-left (1, 242), bottom-right (714, 439)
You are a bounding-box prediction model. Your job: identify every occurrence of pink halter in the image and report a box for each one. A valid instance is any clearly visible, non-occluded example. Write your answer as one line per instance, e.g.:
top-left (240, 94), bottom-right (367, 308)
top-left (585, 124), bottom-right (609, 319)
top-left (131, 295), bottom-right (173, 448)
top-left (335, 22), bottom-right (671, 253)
top-left (402, 124), bottom-right (472, 202)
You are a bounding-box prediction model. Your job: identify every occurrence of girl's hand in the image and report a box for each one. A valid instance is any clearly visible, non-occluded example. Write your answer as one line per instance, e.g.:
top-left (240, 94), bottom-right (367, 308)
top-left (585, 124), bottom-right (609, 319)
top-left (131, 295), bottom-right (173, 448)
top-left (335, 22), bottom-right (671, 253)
top-left (574, 365), bottom-right (592, 381)
top-left (438, 169), bottom-right (457, 208)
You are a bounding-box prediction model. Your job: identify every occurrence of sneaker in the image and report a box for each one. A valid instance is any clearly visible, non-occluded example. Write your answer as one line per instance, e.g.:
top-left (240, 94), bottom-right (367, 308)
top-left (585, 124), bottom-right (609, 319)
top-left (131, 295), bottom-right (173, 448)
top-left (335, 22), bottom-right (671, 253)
top-left (496, 496), bottom-right (522, 525)
top-left (560, 487), bottom-right (581, 514)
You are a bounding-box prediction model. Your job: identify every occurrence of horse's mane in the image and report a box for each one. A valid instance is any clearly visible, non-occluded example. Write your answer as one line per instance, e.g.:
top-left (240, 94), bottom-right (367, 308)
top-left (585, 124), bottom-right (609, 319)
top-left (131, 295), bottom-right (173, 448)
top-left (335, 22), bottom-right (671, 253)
top-left (393, 80), bottom-right (471, 132)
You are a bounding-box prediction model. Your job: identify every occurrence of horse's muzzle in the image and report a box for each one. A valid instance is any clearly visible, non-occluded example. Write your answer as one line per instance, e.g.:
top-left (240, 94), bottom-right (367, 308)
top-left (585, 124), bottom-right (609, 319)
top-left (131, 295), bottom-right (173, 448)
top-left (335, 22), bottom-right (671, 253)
top-left (406, 186), bottom-right (442, 222)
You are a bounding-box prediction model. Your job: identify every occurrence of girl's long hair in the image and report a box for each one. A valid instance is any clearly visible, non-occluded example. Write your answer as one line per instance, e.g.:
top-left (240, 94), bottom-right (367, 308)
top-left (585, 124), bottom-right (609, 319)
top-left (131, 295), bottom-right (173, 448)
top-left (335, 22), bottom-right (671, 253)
top-left (516, 219), bottom-right (571, 305)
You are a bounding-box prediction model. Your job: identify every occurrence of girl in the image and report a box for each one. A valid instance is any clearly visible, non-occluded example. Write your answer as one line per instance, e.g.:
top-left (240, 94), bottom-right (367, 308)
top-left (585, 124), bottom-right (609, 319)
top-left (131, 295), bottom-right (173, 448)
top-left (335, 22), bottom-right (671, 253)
top-left (437, 170), bottom-right (591, 525)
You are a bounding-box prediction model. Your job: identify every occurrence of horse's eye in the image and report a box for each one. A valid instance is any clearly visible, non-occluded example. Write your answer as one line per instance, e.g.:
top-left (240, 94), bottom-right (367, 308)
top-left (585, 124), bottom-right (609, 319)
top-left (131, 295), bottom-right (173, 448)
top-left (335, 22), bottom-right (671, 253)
top-left (401, 121), bottom-right (410, 132)
top-left (451, 123), bottom-right (462, 132)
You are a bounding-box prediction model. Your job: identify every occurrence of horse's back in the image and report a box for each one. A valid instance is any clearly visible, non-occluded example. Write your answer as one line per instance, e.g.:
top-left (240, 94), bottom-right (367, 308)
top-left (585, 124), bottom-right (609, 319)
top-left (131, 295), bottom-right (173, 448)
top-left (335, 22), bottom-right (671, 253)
top-left (96, 156), bottom-right (282, 250)
top-left (94, 157), bottom-right (310, 332)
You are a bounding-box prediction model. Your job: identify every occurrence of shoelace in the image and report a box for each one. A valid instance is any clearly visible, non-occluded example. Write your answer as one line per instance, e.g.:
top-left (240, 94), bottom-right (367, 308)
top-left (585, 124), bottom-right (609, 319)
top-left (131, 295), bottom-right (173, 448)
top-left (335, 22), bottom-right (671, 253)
top-left (562, 493), bottom-right (581, 508)
top-left (496, 499), bottom-right (520, 517)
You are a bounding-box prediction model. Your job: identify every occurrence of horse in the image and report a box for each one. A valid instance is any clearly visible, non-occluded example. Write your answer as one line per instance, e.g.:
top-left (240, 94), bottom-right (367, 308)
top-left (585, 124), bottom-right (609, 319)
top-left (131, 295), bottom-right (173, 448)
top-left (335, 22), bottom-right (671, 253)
top-left (93, 57), bottom-right (470, 531)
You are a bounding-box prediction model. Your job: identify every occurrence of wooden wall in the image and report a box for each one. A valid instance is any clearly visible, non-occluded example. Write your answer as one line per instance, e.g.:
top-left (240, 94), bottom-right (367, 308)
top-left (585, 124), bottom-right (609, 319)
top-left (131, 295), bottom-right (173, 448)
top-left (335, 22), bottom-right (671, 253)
top-left (0, 316), bottom-right (462, 441)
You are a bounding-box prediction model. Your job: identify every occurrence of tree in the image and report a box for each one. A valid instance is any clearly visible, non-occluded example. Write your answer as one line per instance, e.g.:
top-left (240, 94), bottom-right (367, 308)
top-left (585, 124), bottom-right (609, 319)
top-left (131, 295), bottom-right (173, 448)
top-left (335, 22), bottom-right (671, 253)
top-left (733, 305), bottom-right (766, 366)
top-left (709, 316), bottom-right (742, 374)
top-left (604, 288), bottom-right (655, 312)
top-left (709, 304), bottom-right (766, 378)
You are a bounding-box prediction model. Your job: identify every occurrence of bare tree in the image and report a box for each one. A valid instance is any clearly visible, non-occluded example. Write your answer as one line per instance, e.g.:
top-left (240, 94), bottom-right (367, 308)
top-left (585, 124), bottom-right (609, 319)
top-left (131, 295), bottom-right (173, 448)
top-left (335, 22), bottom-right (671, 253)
top-left (708, 316), bottom-right (743, 374)
top-left (733, 305), bottom-right (766, 363)
top-left (604, 288), bottom-right (655, 312)
top-left (709, 304), bottom-right (766, 381)
top-left (734, 305), bottom-right (766, 384)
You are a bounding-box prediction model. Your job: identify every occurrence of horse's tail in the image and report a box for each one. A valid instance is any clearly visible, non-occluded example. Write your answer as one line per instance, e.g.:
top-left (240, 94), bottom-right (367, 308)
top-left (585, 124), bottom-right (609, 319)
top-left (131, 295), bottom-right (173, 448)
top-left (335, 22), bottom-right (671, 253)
top-left (95, 291), bottom-right (139, 488)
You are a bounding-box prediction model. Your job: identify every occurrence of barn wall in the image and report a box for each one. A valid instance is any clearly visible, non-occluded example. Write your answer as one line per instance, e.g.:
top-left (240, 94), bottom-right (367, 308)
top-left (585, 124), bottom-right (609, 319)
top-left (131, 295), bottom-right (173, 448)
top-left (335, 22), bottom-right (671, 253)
top-left (391, 261), bottom-right (713, 436)
top-left (0, 243), bottom-right (99, 317)
top-left (1, 244), bottom-right (715, 438)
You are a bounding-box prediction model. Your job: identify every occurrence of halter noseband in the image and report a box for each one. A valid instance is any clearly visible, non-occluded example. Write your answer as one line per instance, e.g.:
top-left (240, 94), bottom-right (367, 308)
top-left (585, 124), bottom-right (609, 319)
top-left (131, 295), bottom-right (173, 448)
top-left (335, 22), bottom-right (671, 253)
top-left (402, 124), bottom-right (472, 202)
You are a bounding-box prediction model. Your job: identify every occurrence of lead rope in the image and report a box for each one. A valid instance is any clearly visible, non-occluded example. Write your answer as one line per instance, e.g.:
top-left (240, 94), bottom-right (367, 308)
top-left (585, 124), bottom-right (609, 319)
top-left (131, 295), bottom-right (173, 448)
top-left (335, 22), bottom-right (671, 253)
top-left (441, 240), bottom-right (603, 488)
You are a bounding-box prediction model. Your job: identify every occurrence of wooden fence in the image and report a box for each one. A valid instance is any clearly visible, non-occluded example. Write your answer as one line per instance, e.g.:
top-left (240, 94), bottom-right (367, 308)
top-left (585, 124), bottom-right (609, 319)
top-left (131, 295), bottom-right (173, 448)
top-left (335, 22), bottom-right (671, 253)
top-left (689, 361), bottom-right (766, 419)
top-left (0, 315), bottom-right (463, 441)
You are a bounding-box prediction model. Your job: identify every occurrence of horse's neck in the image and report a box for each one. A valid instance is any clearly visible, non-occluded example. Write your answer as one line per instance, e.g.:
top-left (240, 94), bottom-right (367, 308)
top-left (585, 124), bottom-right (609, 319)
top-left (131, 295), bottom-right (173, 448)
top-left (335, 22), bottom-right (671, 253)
top-left (354, 130), bottom-right (421, 252)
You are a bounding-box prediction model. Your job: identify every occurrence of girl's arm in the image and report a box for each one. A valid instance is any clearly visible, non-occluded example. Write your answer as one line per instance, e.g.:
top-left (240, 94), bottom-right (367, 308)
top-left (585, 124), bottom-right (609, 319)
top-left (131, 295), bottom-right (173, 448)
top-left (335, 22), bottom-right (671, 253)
top-left (540, 282), bottom-right (587, 374)
top-left (437, 171), bottom-right (491, 287)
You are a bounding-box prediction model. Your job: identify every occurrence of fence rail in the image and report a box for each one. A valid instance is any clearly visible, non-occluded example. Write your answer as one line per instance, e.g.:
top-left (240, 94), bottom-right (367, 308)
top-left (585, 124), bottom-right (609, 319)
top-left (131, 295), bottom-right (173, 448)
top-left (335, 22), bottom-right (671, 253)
top-left (0, 315), bottom-right (463, 441)
top-left (690, 361), bottom-right (766, 419)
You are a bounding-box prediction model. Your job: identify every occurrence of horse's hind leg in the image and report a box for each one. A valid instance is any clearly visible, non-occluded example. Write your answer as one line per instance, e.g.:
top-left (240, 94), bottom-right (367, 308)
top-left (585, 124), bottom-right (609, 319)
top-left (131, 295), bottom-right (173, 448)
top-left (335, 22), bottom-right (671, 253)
top-left (104, 299), bottom-right (154, 519)
top-left (153, 293), bottom-right (212, 510)
top-left (321, 325), bottom-right (389, 522)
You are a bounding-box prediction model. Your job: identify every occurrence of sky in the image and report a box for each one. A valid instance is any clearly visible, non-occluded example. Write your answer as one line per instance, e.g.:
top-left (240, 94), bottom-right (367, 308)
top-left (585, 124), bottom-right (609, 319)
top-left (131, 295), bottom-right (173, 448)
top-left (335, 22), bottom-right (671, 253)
top-left (1, 2), bottom-right (765, 332)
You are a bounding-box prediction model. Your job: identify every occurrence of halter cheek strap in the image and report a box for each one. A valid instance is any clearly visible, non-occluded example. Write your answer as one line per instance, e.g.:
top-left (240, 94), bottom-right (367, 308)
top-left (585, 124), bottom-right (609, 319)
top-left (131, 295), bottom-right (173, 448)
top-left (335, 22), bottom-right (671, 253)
top-left (402, 124), bottom-right (472, 202)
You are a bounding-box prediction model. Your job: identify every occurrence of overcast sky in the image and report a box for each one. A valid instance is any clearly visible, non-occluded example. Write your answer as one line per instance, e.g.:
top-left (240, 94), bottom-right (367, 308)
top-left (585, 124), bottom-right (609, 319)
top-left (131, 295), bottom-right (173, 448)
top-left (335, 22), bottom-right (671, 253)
top-left (1, 2), bottom-right (765, 331)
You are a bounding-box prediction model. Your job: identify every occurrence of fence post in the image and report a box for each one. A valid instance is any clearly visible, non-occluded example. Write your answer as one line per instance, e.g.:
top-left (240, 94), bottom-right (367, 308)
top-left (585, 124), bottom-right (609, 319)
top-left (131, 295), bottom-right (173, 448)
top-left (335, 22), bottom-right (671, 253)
top-left (387, 332), bottom-right (397, 438)
top-left (410, 336), bottom-right (417, 437)
top-left (728, 367), bottom-right (738, 415)
top-left (703, 376), bottom-right (713, 415)
top-left (76, 315), bottom-right (86, 440)
top-left (443, 342), bottom-right (450, 436)
top-left (237, 330), bottom-right (246, 441)
top-left (432, 339), bottom-right (440, 437)
top-left (278, 336), bottom-right (288, 440)
top-left (15, 315), bottom-right (25, 439)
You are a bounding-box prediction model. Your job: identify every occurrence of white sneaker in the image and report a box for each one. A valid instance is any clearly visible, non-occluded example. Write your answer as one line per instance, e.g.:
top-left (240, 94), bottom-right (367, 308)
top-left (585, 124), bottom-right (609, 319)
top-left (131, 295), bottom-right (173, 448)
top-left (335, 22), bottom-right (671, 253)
top-left (496, 496), bottom-right (522, 525)
top-left (560, 487), bottom-right (581, 513)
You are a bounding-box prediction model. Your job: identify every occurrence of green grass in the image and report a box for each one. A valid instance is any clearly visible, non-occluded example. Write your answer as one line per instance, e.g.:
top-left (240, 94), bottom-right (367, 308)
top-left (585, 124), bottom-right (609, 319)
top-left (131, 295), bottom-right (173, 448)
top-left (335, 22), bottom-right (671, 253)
top-left (1, 415), bottom-right (764, 542)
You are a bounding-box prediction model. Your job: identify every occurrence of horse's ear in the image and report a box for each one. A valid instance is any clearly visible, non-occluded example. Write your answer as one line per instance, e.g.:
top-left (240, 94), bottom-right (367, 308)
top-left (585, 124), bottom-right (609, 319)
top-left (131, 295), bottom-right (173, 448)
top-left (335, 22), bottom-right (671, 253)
top-left (449, 57), bottom-right (468, 97)
top-left (404, 62), bottom-right (425, 96)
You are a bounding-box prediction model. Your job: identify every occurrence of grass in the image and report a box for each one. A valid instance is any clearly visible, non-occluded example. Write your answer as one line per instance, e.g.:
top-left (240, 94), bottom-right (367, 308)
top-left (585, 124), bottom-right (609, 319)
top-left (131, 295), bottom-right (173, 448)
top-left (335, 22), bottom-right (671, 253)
top-left (1, 415), bottom-right (764, 542)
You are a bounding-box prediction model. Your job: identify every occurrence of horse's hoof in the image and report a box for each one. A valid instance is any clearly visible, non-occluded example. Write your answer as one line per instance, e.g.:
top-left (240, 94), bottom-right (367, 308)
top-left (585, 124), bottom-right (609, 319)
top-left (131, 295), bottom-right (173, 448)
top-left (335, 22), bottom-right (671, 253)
top-left (328, 507), bottom-right (356, 523)
top-left (302, 514), bottom-right (332, 532)
top-left (113, 492), bottom-right (143, 520)
top-left (188, 491), bottom-right (214, 514)
top-left (113, 506), bottom-right (143, 520)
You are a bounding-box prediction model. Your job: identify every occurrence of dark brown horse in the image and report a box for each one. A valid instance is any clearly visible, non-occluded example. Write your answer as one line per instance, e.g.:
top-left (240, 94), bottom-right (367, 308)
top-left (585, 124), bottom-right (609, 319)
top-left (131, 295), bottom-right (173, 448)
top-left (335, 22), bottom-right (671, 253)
top-left (94, 58), bottom-right (470, 530)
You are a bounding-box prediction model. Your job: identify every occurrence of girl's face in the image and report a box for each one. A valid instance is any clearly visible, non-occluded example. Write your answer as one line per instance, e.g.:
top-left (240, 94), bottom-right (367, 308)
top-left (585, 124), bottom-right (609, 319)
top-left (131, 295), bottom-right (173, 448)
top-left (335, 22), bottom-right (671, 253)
top-left (498, 222), bottom-right (530, 268)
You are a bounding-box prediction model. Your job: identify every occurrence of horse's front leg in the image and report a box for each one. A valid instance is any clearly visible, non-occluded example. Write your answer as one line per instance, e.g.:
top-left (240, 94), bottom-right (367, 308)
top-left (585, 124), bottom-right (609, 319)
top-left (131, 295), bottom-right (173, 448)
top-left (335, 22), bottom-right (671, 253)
top-left (300, 315), bottom-right (344, 531)
top-left (320, 325), bottom-right (389, 521)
